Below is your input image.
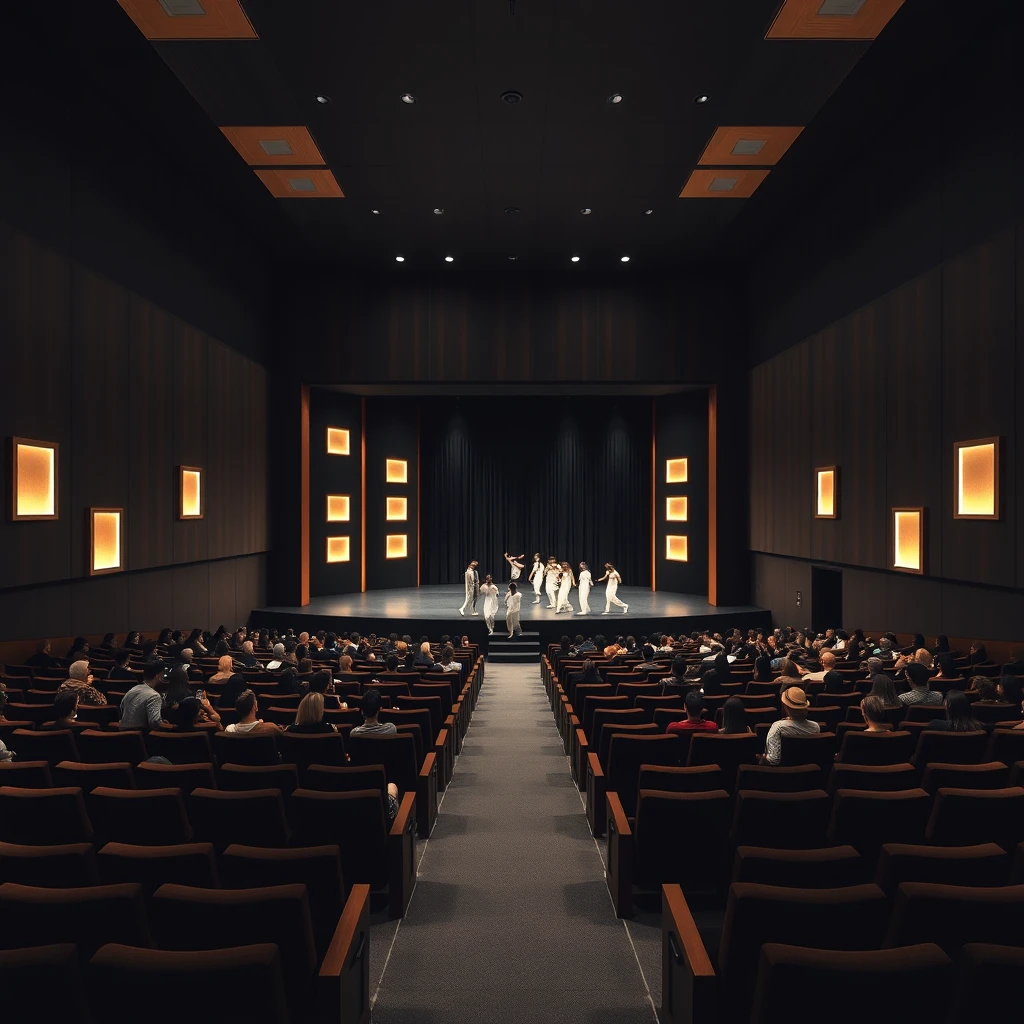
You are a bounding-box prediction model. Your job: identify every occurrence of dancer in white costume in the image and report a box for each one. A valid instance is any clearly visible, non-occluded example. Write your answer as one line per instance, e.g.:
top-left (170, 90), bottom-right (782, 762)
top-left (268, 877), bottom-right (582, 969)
top-left (528, 553), bottom-right (544, 604)
top-left (505, 582), bottom-right (522, 637)
top-left (556, 561), bottom-right (576, 613)
top-left (597, 562), bottom-right (628, 614)
top-left (544, 559), bottom-right (560, 609)
top-left (480, 575), bottom-right (499, 634)
top-left (577, 561), bottom-right (593, 614)
top-left (458, 560), bottom-right (480, 616)
top-left (504, 552), bottom-right (525, 583)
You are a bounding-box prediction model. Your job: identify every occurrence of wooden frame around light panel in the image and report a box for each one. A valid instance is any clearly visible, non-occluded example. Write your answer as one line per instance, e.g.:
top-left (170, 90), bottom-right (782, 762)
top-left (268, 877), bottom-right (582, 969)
top-left (10, 437), bottom-right (59, 521)
top-left (89, 508), bottom-right (124, 576)
top-left (953, 437), bottom-right (1000, 520)
top-left (815, 466), bottom-right (838, 519)
top-left (115, 0), bottom-right (257, 40)
top-left (178, 466), bottom-right (203, 520)
top-left (892, 507), bottom-right (925, 575)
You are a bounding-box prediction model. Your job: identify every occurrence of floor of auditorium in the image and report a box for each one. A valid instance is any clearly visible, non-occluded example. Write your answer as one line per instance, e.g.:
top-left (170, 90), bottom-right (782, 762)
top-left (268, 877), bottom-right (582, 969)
top-left (367, 663), bottom-right (661, 1022)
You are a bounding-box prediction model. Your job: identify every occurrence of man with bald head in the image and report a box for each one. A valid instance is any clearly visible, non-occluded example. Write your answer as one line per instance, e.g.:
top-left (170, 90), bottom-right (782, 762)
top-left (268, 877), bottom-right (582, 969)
top-left (800, 649), bottom-right (836, 683)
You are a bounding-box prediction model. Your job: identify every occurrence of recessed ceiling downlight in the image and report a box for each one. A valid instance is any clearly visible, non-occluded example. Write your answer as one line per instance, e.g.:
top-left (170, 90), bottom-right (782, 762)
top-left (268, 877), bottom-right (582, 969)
top-left (571, 255), bottom-right (580, 262)
top-left (608, 93), bottom-right (623, 104)
top-left (581, 208), bottom-right (592, 215)
top-left (620, 255), bottom-right (630, 262)
top-left (501, 90), bottom-right (523, 104)
top-left (695, 94), bottom-right (709, 104)
top-left (433, 208), bottom-right (444, 215)
top-left (315, 94), bottom-right (331, 105)
top-left (644, 208), bottom-right (654, 215)
top-left (395, 255), bottom-right (405, 262)
top-left (504, 206), bottom-right (520, 214)
top-left (445, 255), bottom-right (454, 262)
top-left (401, 93), bottom-right (416, 104)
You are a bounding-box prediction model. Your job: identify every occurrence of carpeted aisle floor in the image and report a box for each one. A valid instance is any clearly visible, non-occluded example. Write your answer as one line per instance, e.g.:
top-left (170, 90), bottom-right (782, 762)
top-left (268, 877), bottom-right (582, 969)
top-left (370, 662), bottom-right (658, 1023)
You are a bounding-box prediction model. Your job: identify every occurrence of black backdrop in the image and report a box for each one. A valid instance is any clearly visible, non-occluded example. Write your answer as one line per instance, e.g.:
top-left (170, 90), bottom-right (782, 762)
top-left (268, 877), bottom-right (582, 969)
top-left (420, 396), bottom-right (652, 587)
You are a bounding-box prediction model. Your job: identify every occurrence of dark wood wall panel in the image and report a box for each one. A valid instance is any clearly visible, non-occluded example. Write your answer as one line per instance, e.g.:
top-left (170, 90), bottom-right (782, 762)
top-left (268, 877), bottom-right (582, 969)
top-left (173, 323), bottom-right (209, 565)
top-left (70, 574), bottom-right (129, 637)
top-left (808, 323), bottom-right (844, 564)
top-left (172, 563), bottom-right (211, 631)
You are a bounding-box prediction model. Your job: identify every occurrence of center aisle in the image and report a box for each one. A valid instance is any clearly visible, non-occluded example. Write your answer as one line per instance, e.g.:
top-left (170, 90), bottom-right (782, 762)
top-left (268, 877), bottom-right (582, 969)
top-left (371, 663), bottom-right (658, 1023)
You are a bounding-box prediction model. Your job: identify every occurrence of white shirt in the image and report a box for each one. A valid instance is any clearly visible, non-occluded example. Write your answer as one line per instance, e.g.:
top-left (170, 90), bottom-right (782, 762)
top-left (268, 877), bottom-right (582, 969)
top-left (506, 591), bottom-right (522, 612)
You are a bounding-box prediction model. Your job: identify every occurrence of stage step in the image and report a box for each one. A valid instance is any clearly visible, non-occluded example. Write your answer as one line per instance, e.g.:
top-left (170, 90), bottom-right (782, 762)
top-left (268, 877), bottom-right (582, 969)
top-left (487, 632), bottom-right (541, 664)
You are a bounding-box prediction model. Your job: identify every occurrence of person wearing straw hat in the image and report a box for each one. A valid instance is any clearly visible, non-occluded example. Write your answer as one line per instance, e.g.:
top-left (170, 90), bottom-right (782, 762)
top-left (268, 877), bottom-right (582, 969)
top-left (759, 685), bottom-right (820, 765)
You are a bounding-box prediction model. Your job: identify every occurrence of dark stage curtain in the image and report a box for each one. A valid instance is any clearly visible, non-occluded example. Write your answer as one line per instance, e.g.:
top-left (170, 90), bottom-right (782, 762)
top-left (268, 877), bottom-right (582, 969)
top-left (420, 397), bottom-right (652, 587)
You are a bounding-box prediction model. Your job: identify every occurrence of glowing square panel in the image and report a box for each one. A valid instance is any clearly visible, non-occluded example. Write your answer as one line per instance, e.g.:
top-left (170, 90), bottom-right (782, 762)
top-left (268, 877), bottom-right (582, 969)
top-left (666, 535), bottom-right (688, 562)
top-left (179, 467), bottom-right (202, 519)
top-left (679, 169), bottom-right (769, 199)
top-left (955, 438), bottom-right (999, 519)
top-left (11, 438), bottom-right (58, 520)
top-left (326, 428), bottom-right (350, 455)
top-left (386, 497), bottom-right (408, 521)
top-left (815, 467), bottom-right (838, 519)
top-left (90, 508), bottom-right (123, 575)
top-left (327, 536), bottom-right (351, 563)
top-left (698, 126), bottom-right (804, 166)
top-left (893, 509), bottom-right (924, 574)
top-left (115, 0), bottom-right (257, 39)
top-left (666, 496), bottom-right (688, 522)
top-left (220, 126), bottom-right (326, 167)
top-left (327, 495), bottom-right (350, 522)
top-left (665, 458), bottom-right (688, 484)
top-left (386, 459), bottom-right (408, 484)
top-left (255, 168), bottom-right (344, 198)
top-left (386, 534), bottom-right (408, 559)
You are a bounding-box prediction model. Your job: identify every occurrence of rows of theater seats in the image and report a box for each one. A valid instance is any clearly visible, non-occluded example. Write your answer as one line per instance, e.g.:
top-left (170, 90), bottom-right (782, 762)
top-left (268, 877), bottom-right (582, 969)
top-left (0, 635), bottom-right (484, 1024)
top-left (543, 647), bottom-right (1024, 1024)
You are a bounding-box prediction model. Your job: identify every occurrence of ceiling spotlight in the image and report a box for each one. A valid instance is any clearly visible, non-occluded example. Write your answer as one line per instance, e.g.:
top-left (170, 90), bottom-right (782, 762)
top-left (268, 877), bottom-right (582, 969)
top-left (433, 208), bottom-right (444, 215)
top-left (581, 207), bottom-right (592, 215)
top-left (644, 208), bottom-right (654, 215)
top-left (501, 90), bottom-right (523, 104)
top-left (371, 209), bottom-right (380, 215)
top-left (571, 255), bottom-right (580, 263)
top-left (445, 255), bottom-right (454, 262)
top-left (315, 94), bottom-right (331, 105)
top-left (504, 206), bottom-right (520, 214)
top-left (620, 255), bottom-right (630, 262)
top-left (508, 256), bottom-right (517, 261)
top-left (695, 94), bottom-right (709, 104)
top-left (608, 93), bottom-right (623, 104)
top-left (395, 255), bottom-right (405, 262)
top-left (401, 93), bottom-right (416, 104)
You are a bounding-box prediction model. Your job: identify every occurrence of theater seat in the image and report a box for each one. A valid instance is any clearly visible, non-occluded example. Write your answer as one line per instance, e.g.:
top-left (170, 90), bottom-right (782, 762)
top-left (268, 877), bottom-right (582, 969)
top-left (828, 763), bottom-right (919, 794)
top-left (219, 763), bottom-right (300, 796)
top-left (985, 729), bottom-right (1024, 765)
top-left (10, 728), bottom-right (79, 765)
top-left (734, 764), bottom-right (823, 793)
top-left (188, 788), bottom-right (291, 850)
top-left (919, 761), bottom-right (1010, 794)
top-left (0, 944), bottom-right (90, 1023)
top-left (778, 733), bottom-right (836, 773)
top-left (135, 761), bottom-right (216, 794)
top-left (88, 787), bottom-right (193, 846)
top-left (732, 846), bottom-right (868, 888)
top-left (730, 790), bottom-right (832, 850)
top-left (687, 733), bottom-right (760, 792)
top-left (874, 843), bottom-right (1009, 897)
top-left (88, 943), bottom-right (290, 1024)
top-left (213, 732), bottom-right (281, 767)
top-left (638, 764), bottom-right (727, 793)
top-left (77, 730), bottom-right (147, 765)
top-left (750, 943), bottom-right (950, 1024)
top-left (145, 731), bottom-right (214, 764)
top-left (949, 944), bottom-right (1024, 1024)
top-left (912, 730), bottom-right (988, 767)
top-left (53, 761), bottom-right (135, 793)
top-left (276, 732), bottom-right (347, 775)
top-left (0, 787), bottom-right (93, 845)
top-left (303, 763), bottom-right (389, 799)
top-left (97, 842), bottom-right (220, 894)
top-left (827, 789), bottom-right (932, 860)
top-left (0, 842), bottom-right (99, 887)
top-left (836, 730), bottom-right (915, 766)
top-left (924, 787), bottom-right (1024, 849)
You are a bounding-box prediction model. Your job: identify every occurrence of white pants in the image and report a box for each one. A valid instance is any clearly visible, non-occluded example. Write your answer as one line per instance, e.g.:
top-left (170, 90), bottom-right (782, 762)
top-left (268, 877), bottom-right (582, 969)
top-left (545, 581), bottom-right (558, 608)
top-left (533, 573), bottom-right (543, 601)
top-left (459, 582), bottom-right (477, 614)
top-left (605, 582), bottom-right (627, 611)
top-left (506, 610), bottom-right (521, 635)
top-left (579, 582), bottom-right (591, 614)
top-left (484, 606), bottom-right (497, 632)
top-left (556, 585), bottom-right (573, 613)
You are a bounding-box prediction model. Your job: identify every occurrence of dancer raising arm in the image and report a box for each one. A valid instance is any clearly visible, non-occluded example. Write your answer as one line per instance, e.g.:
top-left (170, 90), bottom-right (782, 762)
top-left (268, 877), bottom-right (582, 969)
top-left (597, 562), bottom-right (628, 614)
top-left (505, 582), bottom-right (522, 638)
top-left (480, 574), bottom-right (499, 635)
top-left (577, 562), bottom-right (593, 615)
top-left (556, 561), bottom-right (576, 614)
top-left (528, 553), bottom-right (544, 605)
top-left (504, 552), bottom-right (526, 582)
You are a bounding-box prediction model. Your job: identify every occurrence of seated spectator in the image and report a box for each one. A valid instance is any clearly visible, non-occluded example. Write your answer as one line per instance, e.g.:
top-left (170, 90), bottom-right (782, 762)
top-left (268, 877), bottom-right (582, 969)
top-left (162, 667), bottom-right (219, 726)
top-left (66, 636), bottom-right (89, 660)
top-left (160, 695), bottom-right (222, 732)
top-left (119, 662), bottom-right (170, 730)
top-left (57, 661), bottom-right (106, 707)
top-left (931, 653), bottom-right (961, 686)
top-left (266, 643), bottom-right (287, 670)
top-left (860, 695), bottom-right (893, 732)
top-left (866, 673), bottom-right (901, 709)
top-left (124, 631), bottom-right (143, 651)
top-left (775, 658), bottom-right (803, 688)
top-left (700, 668), bottom-right (722, 696)
top-left (225, 689), bottom-right (282, 735)
top-left (899, 662), bottom-right (943, 705)
top-left (658, 656), bottom-right (690, 696)
top-left (438, 645), bottom-right (460, 674)
top-left (96, 632), bottom-right (117, 653)
top-left (106, 648), bottom-right (136, 683)
top-left (321, 632), bottom-right (339, 655)
top-left (178, 648), bottom-right (204, 681)
top-left (208, 656), bottom-right (236, 684)
top-left (800, 650), bottom-right (836, 683)
top-left (720, 695), bottom-right (752, 735)
top-left (821, 669), bottom-right (847, 694)
top-left (25, 639), bottom-right (62, 671)
top-left (288, 692), bottom-right (337, 733)
top-left (236, 641), bottom-right (260, 669)
top-left (351, 688), bottom-right (397, 736)
top-left (413, 642), bottom-right (435, 669)
top-left (335, 654), bottom-right (354, 677)
top-left (307, 669), bottom-right (343, 709)
top-left (759, 687), bottom-right (820, 765)
top-left (635, 645), bottom-right (659, 674)
top-left (217, 672), bottom-right (250, 711)
top-left (42, 693), bottom-right (79, 731)
top-left (750, 655), bottom-right (773, 683)
top-left (277, 666), bottom-right (301, 696)
top-left (894, 647), bottom-right (934, 672)
top-left (666, 690), bottom-right (718, 735)
top-left (997, 674), bottom-right (1024, 708)
top-left (926, 689), bottom-right (982, 732)
top-left (972, 677), bottom-right (1000, 703)
top-left (0, 735), bottom-right (13, 762)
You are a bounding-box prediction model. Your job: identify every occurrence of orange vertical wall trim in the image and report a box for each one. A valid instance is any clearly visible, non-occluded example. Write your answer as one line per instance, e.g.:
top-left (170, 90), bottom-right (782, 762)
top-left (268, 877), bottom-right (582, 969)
top-left (651, 398), bottom-right (657, 592)
top-left (361, 397), bottom-right (367, 593)
top-left (708, 385), bottom-right (718, 606)
top-left (417, 404), bottom-right (422, 588)
top-left (299, 384), bottom-right (310, 607)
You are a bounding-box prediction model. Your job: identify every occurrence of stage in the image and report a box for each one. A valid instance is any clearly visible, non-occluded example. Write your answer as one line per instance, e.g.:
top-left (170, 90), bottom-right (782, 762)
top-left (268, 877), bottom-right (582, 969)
top-left (249, 585), bottom-right (771, 649)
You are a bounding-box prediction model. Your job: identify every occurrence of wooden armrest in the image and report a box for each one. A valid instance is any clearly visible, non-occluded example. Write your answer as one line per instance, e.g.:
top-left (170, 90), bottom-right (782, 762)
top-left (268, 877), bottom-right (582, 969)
top-left (318, 882), bottom-right (370, 1023)
top-left (574, 727), bottom-right (589, 790)
top-left (586, 751), bottom-right (607, 837)
top-left (607, 791), bottom-right (634, 918)
top-left (416, 751), bottom-right (438, 839)
top-left (388, 792), bottom-right (417, 919)
top-left (661, 884), bottom-right (716, 1024)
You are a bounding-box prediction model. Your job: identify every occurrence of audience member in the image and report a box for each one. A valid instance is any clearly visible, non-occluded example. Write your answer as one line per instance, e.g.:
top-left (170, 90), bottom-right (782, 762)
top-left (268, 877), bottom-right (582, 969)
top-left (801, 650), bottom-right (836, 682)
top-left (288, 692), bottom-right (337, 733)
top-left (898, 662), bottom-right (943, 705)
top-left (106, 648), bottom-right (136, 683)
top-left (236, 641), bottom-right (260, 669)
top-left (25, 639), bottom-right (61, 671)
top-left (860, 696), bottom-right (892, 732)
top-left (208, 656), bottom-right (235, 684)
top-left (224, 689), bottom-right (282, 735)
top-left (720, 696), bottom-right (752, 735)
top-left (351, 688), bottom-right (397, 736)
top-left (57, 661), bottom-right (106, 707)
top-left (972, 677), bottom-right (999, 703)
top-left (119, 662), bottom-right (169, 729)
top-left (926, 689), bottom-right (982, 732)
top-left (658, 656), bottom-right (689, 696)
top-left (666, 690), bottom-right (718, 735)
top-left (760, 686), bottom-right (820, 765)
top-left (413, 642), bottom-right (435, 669)
top-left (821, 669), bottom-right (847, 694)
top-left (42, 693), bottom-right (79, 731)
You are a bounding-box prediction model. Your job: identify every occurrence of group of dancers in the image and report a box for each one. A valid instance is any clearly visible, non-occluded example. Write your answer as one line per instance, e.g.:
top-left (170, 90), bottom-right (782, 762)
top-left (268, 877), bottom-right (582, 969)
top-left (459, 552), bottom-right (629, 635)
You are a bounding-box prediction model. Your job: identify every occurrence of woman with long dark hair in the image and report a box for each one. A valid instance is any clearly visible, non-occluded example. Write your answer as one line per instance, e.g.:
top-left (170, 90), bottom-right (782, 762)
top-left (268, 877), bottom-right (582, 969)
top-left (751, 656), bottom-right (773, 683)
top-left (926, 689), bottom-right (981, 732)
top-left (720, 696), bottom-right (751, 735)
top-left (713, 653), bottom-right (732, 683)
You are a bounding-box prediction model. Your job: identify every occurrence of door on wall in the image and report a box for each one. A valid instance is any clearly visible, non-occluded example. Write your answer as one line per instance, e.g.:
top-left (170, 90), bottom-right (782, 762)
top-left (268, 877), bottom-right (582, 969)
top-left (811, 567), bottom-right (843, 634)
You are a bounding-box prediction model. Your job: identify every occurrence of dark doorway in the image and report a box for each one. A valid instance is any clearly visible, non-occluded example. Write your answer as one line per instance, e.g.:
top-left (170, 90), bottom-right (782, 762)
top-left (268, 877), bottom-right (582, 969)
top-left (811, 567), bottom-right (843, 634)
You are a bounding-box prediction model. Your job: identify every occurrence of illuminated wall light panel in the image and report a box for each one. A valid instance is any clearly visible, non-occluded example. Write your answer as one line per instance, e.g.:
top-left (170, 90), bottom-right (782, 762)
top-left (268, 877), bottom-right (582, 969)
top-left (386, 459), bottom-right (408, 484)
top-left (666, 496), bottom-right (689, 522)
top-left (219, 126), bottom-right (326, 167)
top-left (666, 535), bottom-right (689, 562)
top-left (179, 467), bottom-right (203, 520)
top-left (326, 495), bottom-right (350, 522)
top-left (815, 466), bottom-right (838, 519)
top-left (893, 508), bottom-right (924, 574)
top-left (954, 438), bottom-right (999, 519)
top-left (115, 0), bottom-right (258, 40)
top-left (665, 458), bottom-right (688, 484)
top-left (254, 168), bottom-right (344, 198)
top-left (386, 534), bottom-right (409, 559)
top-left (386, 496), bottom-right (409, 521)
top-left (90, 508), bottom-right (123, 575)
top-left (10, 437), bottom-right (58, 520)
top-left (326, 428), bottom-right (351, 455)
top-left (326, 536), bottom-right (351, 563)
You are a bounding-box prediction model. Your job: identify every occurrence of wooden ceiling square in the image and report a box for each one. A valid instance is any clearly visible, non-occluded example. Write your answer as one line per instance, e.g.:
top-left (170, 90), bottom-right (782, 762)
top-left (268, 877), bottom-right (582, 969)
top-left (255, 169), bottom-right (344, 198)
top-left (698, 126), bottom-right (804, 166)
top-left (679, 169), bottom-right (770, 199)
top-left (116, 0), bottom-right (257, 40)
top-left (767, 0), bottom-right (905, 40)
top-left (221, 126), bottom-right (326, 166)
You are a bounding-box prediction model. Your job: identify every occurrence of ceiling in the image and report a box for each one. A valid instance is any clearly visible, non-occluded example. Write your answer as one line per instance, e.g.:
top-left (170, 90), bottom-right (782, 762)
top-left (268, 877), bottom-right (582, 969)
top-left (6, 0), bottom-right (1013, 272)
